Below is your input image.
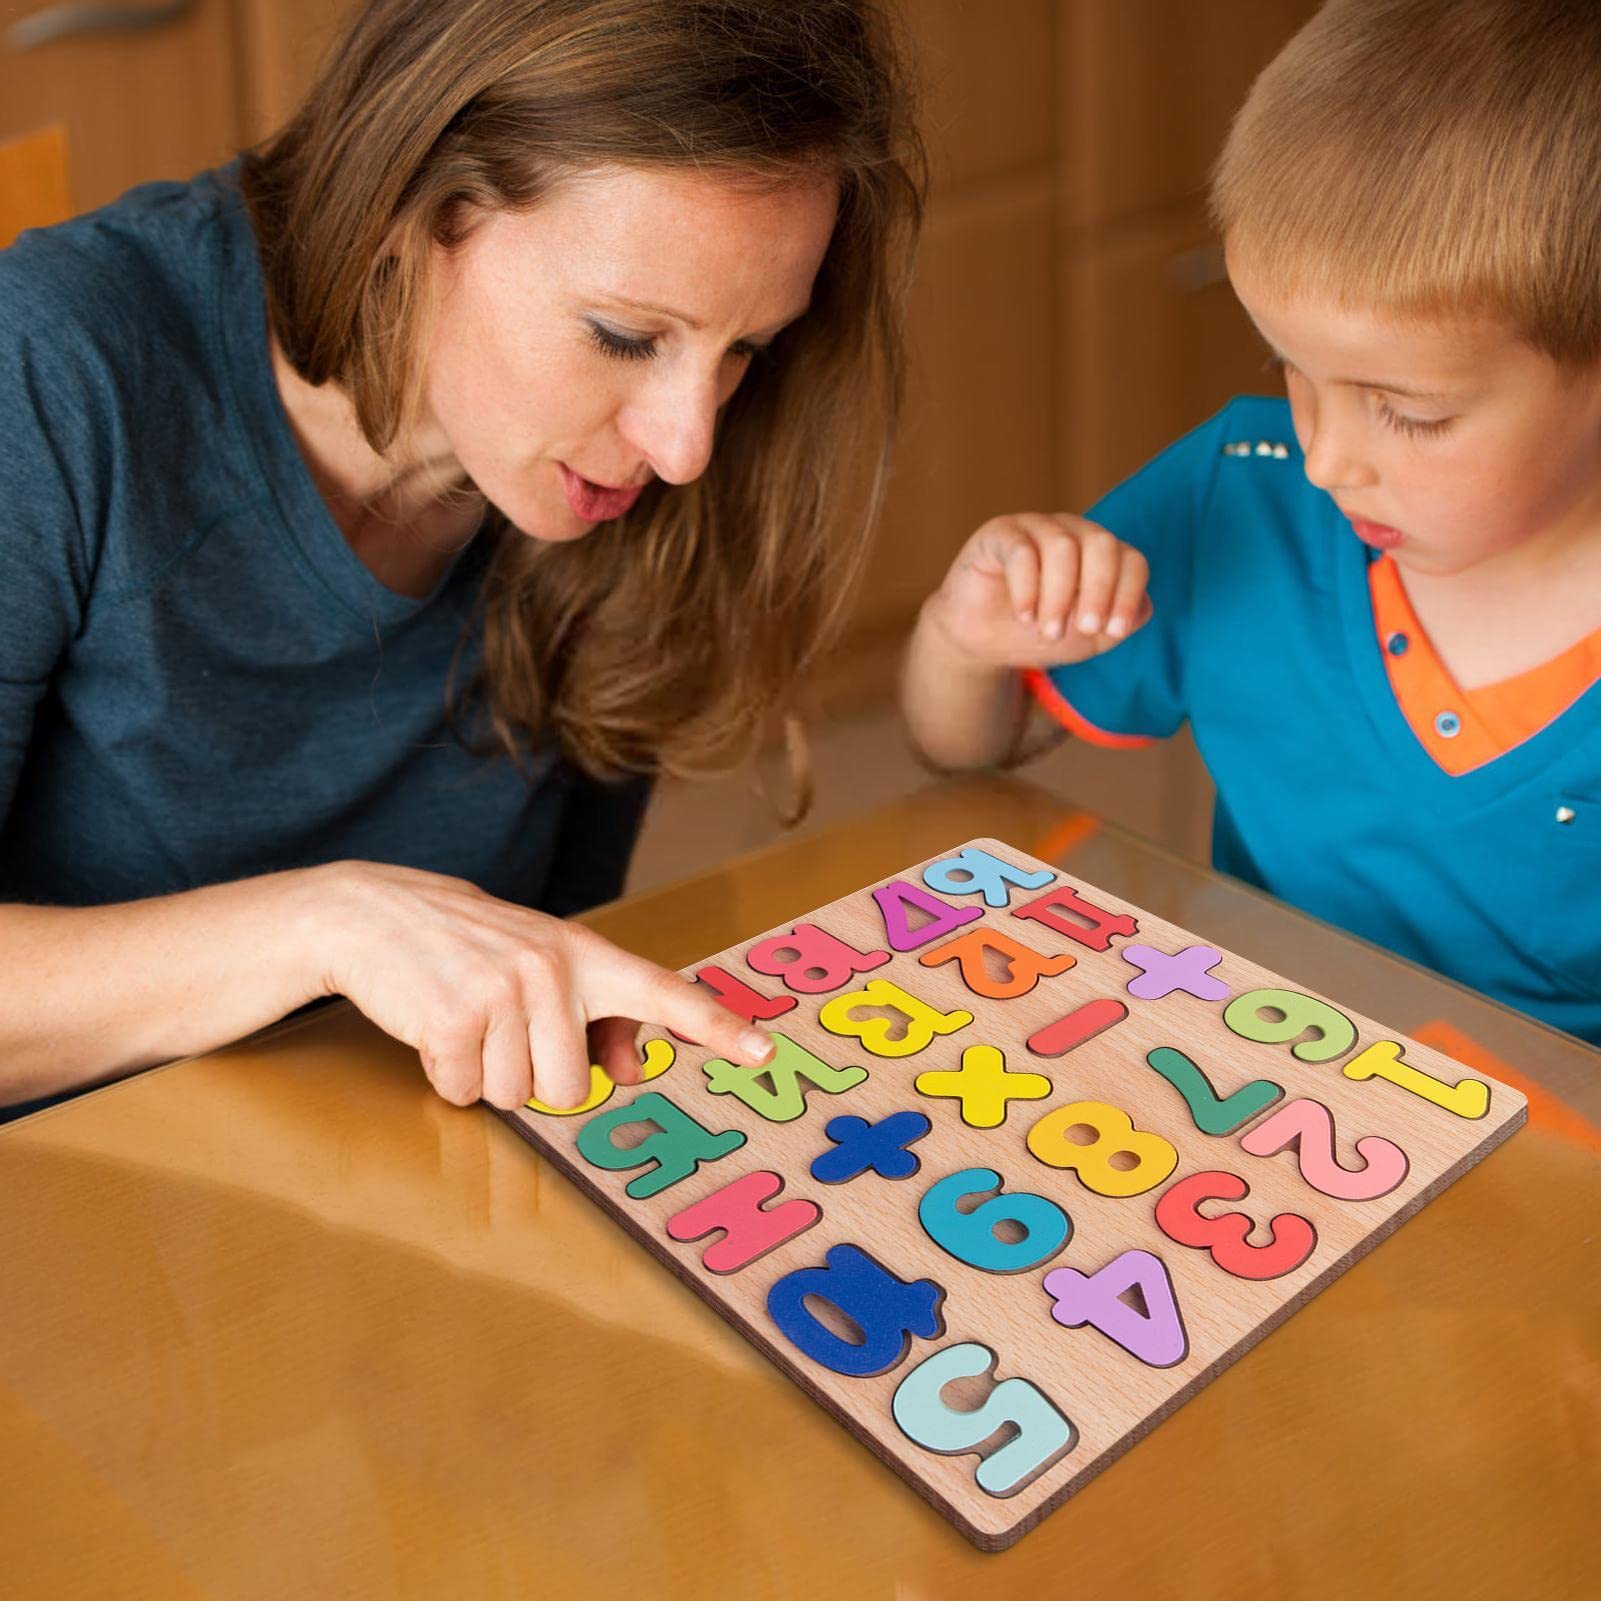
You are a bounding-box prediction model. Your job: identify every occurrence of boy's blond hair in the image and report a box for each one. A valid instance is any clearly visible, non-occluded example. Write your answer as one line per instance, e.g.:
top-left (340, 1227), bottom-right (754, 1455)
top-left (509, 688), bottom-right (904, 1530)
top-left (1212, 0), bottom-right (1601, 365)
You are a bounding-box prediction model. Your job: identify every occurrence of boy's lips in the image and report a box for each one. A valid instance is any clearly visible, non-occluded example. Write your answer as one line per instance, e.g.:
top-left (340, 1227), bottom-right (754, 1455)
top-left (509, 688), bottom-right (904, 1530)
top-left (1347, 515), bottom-right (1404, 551)
top-left (559, 464), bottom-right (646, 522)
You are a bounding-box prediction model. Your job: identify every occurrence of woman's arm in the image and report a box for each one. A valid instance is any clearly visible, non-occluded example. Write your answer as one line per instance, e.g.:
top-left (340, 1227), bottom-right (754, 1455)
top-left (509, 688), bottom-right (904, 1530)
top-left (0, 871), bottom-right (331, 1105)
top-left (0, 861), bottom-right (774, 1110)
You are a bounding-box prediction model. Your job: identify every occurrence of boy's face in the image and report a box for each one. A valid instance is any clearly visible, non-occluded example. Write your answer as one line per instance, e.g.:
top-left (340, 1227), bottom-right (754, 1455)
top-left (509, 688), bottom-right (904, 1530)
top-left (1228, 252), bottom-right (1601, 578)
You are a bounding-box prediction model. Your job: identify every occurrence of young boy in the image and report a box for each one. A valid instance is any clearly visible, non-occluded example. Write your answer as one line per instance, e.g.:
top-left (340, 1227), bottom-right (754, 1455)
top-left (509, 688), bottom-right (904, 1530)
top-left (902, 0), bottom-right (1601, 1045)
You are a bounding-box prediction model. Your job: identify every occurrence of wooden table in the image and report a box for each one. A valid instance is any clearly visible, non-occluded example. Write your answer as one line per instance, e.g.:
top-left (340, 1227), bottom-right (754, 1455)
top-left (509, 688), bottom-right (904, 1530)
top-left (2, 775), bottom-right (1597, 1600)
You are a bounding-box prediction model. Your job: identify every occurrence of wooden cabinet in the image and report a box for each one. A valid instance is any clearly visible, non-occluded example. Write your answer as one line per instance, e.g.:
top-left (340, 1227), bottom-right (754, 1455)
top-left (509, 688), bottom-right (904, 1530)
top-left (1058, 0), bottom-right (1325, 230)
top-left (0, 0), bottom-right (237, 213)
top-left (230, 0), bottom-right (351, 144)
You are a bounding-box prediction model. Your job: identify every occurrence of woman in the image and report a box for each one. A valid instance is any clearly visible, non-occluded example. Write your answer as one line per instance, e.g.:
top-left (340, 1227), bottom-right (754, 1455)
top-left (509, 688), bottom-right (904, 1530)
top-left (0, 0), bottom-right (923, 1115)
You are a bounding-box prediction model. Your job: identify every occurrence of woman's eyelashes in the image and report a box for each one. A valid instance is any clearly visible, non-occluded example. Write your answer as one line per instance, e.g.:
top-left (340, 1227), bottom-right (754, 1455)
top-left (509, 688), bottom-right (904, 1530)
top-left (585, 318), bottom-right (768, 366)
top-left (587, 319), bottom-right (657, 362)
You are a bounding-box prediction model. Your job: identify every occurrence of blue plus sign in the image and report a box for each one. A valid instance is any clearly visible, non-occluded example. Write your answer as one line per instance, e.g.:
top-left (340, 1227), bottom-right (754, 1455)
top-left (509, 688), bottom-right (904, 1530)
top-left (810, 1110), bottom-right (933, 1184)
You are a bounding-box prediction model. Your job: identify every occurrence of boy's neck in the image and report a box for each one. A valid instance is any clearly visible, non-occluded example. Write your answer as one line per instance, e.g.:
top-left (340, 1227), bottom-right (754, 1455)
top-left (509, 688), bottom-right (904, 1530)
top-left (1395, 522), bottom-right (1601, 690)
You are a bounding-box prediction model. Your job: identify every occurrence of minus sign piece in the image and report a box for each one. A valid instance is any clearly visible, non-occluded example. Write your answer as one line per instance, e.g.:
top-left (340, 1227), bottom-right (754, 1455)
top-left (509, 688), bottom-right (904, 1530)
top-left (1026, 998), bottom-right (1129, 1058)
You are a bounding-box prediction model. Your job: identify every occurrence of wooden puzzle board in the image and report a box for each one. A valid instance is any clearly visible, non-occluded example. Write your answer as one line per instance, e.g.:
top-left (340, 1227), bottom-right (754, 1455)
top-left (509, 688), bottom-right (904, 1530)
top-left (502, 838), bottom-right (1526, 1550)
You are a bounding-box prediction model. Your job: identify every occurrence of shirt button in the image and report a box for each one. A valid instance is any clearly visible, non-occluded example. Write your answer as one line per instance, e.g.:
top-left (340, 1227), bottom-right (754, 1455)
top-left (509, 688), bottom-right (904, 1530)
top-left (1556, 805), bottom-right (1577, 824)
top-left (1386, 632), bottom-right (1409, 656)
top-left (1435, 711), bottom-right (1461, 738)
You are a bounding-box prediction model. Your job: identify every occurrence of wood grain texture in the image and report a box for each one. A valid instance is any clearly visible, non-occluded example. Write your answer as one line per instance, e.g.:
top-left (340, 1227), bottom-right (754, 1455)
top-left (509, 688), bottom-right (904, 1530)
top-left (0, 122), bottom-right (68, 247)
top-left (501, 837), bottom-right (1526, 1551)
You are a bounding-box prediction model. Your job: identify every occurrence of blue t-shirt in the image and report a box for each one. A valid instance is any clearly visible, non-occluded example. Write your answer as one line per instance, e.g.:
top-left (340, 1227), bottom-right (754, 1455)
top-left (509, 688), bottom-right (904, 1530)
top-left (1039, 395), bottom-right (1601, 1045)
top-left (0, 165), bottom-right (646, 918)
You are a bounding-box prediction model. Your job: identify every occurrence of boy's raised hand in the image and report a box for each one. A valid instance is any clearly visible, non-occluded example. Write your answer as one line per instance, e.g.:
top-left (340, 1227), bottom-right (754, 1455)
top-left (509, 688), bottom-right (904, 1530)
top-left (924, 512), bottom-right (1153, 668)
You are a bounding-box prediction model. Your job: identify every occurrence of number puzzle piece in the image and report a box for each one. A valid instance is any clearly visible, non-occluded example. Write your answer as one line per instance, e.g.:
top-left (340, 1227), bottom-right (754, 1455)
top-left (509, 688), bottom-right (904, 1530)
top-left (524, 1037), bottom-right (677, 1118)
top-left (920, 845), bottom-right (1056, 908)
top-left (871, 879), bottom-right (984, 952)
top-left (818, 977), bottom-right (973, 1058)
top-left (767, 1244), bottom-right (944, 1378)
top-left (1154, 1171), bottom-right (1317, 1281)
top-left (1026, 1100), bottom-right (1178, 1197)
top-left (1144, 1045), bottom-right (1283, 1135)
top-left (914, 1043), bottom-right (1052, 1128)
top-left (691, 965), bottom-right (797, 1026)
top-left (1121, 943), bottom-right (1230, 1002)
top-left (574, 1091), bottom-right (746, 1200)
top-left (1026, 998), bottom-right (1128, 1058)
top-left (1239, 1097), bottom-right (1409, 1200)
top-left (1011, 884), bottom-right (1139, 951)
top-left (810, 1111), bottom-right (932, 1184)
top-left (918, 926), bottom-right (1076, 1000)
top-left (1042, 1248), bottom-right (1189, 1368)
top-left (666, 1170), bottom-right (821, 1273)
top-left (1341, 1039), bottom-right (1490, 1120)
top-left (919, 1167), bottom-right (1071, 1273)
top-left (1224, 987), bottom-right (1356, 1062)
top-left (702, 1031), bottom-right (867, 1123)
top-left (892, 1343), bottom-right (1075, 1497)
top-left (745, 921), bottom-right (890, 995)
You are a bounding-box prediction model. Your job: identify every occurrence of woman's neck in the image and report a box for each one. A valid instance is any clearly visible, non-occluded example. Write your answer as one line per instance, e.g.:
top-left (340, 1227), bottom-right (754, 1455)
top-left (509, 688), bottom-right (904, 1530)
top-left (269, 336), bottom-right (484, 598)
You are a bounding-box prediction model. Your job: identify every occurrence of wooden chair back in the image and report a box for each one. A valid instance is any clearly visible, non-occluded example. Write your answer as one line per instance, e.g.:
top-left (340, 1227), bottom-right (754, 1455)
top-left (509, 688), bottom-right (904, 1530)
top-left (0, 124), bottom-right (70, 249)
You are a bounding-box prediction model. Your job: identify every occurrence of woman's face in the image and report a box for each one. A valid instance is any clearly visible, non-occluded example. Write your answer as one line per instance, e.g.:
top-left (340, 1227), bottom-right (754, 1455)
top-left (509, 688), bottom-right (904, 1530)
top-left (418, 165), bottom-right (839, 541)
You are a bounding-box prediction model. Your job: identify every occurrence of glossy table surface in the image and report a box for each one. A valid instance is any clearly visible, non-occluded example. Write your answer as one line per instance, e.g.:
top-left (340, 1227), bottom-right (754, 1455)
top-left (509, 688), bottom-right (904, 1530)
top-left (2, 775), bottom-right (1597, 1600)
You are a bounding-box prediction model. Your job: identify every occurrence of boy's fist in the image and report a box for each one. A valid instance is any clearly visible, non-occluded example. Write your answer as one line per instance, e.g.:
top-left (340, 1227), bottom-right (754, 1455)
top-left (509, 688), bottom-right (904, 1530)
top-left (923, 512), bottom-right (1153, 669)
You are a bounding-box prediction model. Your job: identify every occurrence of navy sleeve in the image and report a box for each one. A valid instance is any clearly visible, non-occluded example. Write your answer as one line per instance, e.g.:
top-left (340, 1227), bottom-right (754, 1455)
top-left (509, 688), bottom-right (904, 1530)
top-left (0, 240), bottom-right (106, 822)
top-left (1034, 404), bottom-right (1231, 741)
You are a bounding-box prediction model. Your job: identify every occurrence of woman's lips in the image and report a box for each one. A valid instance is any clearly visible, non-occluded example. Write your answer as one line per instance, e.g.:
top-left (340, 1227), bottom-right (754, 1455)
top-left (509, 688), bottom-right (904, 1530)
top-left (559, 464), bottom-right (645, 522)
top-left (1349, 516), bottom-right (1404, 550)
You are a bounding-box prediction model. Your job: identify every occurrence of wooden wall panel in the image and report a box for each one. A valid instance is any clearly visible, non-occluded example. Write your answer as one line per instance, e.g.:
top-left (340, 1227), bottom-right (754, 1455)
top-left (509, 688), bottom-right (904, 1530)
top-left (1057, 205), bottom-right (1274, 513)
top-left (0, 0), bottom-right (238, 213)
top-left (1058, 0), bottom-right (1322, 230)
top-left (232, 0), bottom-right (353, 145)
top-left (910, 0), bottom-right (1056, 190)
top-left (854, 196), bottom-right (1058, 642)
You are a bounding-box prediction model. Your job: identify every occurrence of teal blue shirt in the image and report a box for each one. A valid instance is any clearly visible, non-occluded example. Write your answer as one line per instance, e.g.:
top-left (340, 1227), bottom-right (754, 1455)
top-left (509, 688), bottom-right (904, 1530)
top-left (1039, 396), bottom-right (1601, 1046)
top-left (0, 166), bottom-right (646, 920)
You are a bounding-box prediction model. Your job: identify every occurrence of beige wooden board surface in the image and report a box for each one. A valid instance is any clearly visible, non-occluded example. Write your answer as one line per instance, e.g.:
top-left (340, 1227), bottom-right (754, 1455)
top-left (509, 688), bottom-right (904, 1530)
top-left (502, 837), bottom-right (1526, 1550)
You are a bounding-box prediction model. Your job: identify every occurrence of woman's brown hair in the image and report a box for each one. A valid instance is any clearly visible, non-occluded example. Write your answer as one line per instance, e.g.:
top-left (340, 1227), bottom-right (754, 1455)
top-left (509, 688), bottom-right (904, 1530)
top-left (242, 0), bottom-right (924, 798)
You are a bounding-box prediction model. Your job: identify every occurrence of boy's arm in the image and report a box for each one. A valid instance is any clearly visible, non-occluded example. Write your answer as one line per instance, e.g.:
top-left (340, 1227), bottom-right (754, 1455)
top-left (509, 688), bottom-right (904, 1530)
top-left (901, 513), bottom-right (1152, 771)
top-left (901, 597), bottom-right (1042, 771)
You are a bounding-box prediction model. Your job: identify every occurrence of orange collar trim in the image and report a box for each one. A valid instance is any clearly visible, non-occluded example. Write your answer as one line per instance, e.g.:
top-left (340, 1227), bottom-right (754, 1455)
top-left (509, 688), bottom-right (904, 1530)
top-left (1368, 553), bottom-right (1601, 775)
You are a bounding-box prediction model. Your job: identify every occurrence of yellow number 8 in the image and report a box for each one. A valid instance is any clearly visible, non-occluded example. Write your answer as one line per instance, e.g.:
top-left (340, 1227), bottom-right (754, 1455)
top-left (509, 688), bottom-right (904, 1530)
top-left (1026, 1100), bottom-right (1178, 1197)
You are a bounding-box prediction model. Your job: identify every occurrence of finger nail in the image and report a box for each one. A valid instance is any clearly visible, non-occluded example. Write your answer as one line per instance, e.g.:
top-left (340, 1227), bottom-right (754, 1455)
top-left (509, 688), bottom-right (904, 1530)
top-left (1042, 618), bottom-right (1062, 640)
top-left (742, 1030), bottom-right (775, 1062)
top-left (1107, 616), bottom-right (1127, 637)
top-left (1017, 607), bottom-right (1034, 624)
top-left (1078, 613), bottom-right (1101, 634)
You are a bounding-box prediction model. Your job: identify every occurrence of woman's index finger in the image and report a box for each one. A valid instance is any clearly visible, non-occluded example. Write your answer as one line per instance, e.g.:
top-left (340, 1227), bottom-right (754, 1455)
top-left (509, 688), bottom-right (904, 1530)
top-left (587, 941), bottom-right (776, 1066)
